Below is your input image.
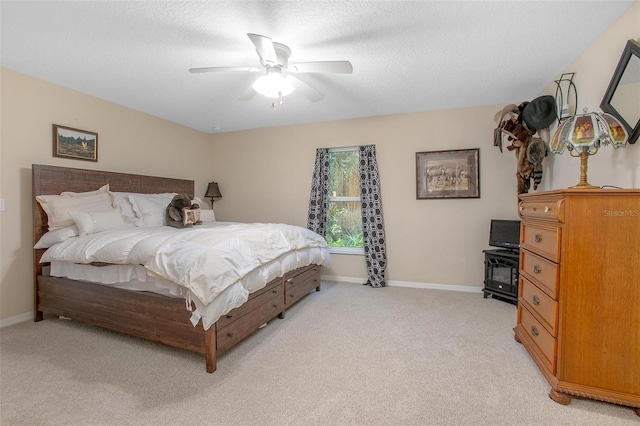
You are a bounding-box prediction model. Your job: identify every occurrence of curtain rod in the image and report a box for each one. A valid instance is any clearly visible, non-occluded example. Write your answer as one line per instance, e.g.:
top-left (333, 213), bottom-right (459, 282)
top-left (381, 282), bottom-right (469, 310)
top-left (323, 144), bottom-right (374, 152)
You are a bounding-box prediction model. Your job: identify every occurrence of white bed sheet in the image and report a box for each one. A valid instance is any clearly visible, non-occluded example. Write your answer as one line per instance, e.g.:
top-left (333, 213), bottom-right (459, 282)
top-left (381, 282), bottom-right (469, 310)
top-left (42, 221), bottom-right (330, 329)
top-left (49, 261), bottom-right (249, 329)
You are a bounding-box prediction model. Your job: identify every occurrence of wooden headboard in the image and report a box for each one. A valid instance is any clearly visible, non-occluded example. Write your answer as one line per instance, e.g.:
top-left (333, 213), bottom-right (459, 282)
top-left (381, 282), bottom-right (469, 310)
top-left (32, 164), bottom-right (194, 278)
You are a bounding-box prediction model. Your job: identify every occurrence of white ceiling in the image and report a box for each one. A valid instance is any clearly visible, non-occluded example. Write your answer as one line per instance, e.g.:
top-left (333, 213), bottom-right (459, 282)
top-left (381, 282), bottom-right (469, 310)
top-left (0, 1), bottom-right (633, 134)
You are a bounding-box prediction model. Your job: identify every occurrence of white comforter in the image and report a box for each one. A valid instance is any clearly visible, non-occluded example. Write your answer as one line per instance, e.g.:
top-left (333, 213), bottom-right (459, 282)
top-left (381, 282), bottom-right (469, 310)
top-left (41, 222), bottom-right (330, 309)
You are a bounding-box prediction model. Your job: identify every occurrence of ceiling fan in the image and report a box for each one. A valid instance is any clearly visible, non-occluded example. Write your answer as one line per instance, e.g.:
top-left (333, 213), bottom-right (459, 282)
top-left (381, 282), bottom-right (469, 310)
top-left (189, 33), bottom-right (353, 107)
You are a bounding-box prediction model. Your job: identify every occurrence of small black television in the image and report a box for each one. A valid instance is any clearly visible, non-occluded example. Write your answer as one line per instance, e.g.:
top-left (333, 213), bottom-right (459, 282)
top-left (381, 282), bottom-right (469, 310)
top-left (489, 219), bottom-right (521, 250)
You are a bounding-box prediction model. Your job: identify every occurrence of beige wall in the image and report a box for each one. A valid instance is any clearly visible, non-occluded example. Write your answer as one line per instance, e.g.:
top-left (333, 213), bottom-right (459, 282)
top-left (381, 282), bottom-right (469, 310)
top-left (210, 1), bottom-right (640, 287)
top-left (2, 1), bottom-right (638, 323)
top-left (541, 1), bottom-right (640, 190)
top-left (0, 69), bottom-right (213, 321)
top-left (210, 106), bottom-right (520, 286)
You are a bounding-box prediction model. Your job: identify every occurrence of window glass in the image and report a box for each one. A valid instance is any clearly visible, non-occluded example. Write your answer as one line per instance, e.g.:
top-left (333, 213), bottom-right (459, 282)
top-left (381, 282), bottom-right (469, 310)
top-left (327, 149), bottom-right (363, 251)
top-left (329, 151), bottom-right (360, 197)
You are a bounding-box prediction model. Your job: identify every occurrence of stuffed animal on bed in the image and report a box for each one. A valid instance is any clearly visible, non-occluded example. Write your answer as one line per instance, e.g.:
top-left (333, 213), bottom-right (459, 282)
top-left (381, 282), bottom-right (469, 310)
top-left (166, 194), bottom-right (203, 228)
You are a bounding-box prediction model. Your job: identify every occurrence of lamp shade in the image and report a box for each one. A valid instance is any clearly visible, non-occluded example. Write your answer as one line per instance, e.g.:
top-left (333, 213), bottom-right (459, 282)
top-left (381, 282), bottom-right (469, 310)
top-left (550, 109), bottom-right (628, 154)
top-left (205, 182), bottom-right (222, 199)
top-left (549, 109), bottom-right (628, 188)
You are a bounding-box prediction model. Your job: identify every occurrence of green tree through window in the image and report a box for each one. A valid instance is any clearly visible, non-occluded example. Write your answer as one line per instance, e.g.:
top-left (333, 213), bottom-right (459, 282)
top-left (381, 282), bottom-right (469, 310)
top-left (326, 149), bottom-right (363, 250)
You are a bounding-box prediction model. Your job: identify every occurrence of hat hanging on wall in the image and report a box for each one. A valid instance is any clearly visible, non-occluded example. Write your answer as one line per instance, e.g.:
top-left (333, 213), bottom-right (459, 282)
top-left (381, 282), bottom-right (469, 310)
top-left (522, 95), bottom-right (557, 130)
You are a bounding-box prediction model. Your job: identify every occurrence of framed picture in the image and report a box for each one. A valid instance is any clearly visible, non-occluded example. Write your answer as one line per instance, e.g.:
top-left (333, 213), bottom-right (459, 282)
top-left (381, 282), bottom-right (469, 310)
top-left (416, 148), bottom-right (479, 199)
top-left (53, 124), bottom-right (98, 162)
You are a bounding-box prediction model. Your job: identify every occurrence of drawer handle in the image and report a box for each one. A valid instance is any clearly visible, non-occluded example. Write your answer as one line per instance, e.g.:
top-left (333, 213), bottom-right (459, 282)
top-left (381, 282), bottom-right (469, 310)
top-left (272, 290), bottom-right (278, 294)
top-left (227, 332), bottom-right (233, 338)
top-left (534, 233), bottom-right (543, 242)
top-left (532, 295), bottom-right (540, 305)
top-left (544, 206), bottom-right (549, 213)
top-left (226, 314), bottom-right (233, 319)
top-left (533, 265), bottom-right (541, 274)
top-left (289, 293), bottom-right (295, 298)
top-left (531, 326), bottom-right (539, 336)
top-left (272, 304), bottom-right (278, 308)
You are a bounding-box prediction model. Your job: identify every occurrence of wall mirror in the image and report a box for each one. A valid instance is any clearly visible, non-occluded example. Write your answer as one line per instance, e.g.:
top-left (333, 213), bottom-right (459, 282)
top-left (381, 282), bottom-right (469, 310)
top-left (600, 39), bottom-right (640, 144)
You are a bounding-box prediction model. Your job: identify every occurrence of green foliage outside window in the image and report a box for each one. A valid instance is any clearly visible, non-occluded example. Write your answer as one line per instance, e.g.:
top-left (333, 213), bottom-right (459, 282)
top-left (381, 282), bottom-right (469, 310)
top-left (326, 201), bottom-right (363, 247)
top-left (326, 150), bottom-right (363, 248)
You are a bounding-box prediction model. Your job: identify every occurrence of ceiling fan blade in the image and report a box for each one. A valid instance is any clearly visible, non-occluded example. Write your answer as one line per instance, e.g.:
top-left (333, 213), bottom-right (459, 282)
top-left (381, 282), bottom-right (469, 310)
top-left (238, 85), bottom-right (256, 101)
top-left (247, 33), bottom-right (277, 65)
top-left (287, 75), bottom-right (324, 102)
top-left (189, 66), bottom-right (260, 74)
top-left (288, 61), bottom-right (353, 74)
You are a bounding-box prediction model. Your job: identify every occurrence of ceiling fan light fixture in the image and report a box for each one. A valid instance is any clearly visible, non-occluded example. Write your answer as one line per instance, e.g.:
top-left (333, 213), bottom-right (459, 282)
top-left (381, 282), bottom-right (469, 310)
top-left (252, 68), bottom-right (295, 99)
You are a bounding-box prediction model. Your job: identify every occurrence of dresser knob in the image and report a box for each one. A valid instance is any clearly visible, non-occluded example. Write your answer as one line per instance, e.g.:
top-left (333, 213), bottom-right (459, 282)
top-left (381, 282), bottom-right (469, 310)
top-left (532, 295), bottom-right (540, 305)
top-left (533, 265), bottom-right (541, 274)
top-left (535, 233), bottom-right (543, 242)
top-left (531, 326), bottom-right (539, 336)
top-left (544, 206), bottom-right (549, 212)
top-left (227, 332), bottom-right (233, 338)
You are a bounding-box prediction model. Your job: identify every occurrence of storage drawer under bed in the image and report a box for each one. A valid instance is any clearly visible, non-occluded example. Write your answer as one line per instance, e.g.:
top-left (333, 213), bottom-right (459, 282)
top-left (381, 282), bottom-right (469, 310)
top-left (216, 292), bottom-right (284, 353)
top-left (215, 277), bottom-right (285, 353)
top-left (215, 278), bottom-right (283, 329)
top-left (285, 265), bottom-right (320, 306)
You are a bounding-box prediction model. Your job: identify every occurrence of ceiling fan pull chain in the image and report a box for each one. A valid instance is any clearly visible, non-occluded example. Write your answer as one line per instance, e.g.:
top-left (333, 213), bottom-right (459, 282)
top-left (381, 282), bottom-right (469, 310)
top-left (272, 92), bottom-right (284, 110)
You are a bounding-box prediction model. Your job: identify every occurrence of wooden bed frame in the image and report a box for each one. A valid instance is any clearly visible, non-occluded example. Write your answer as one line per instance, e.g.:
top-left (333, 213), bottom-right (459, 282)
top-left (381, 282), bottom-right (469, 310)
top-left (32, 164), bottom-right (322, 373)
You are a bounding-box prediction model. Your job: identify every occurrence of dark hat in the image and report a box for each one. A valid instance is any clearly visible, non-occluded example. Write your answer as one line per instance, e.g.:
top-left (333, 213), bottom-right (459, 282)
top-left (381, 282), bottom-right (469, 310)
top-left (522, 95), bottom-right (557, 130)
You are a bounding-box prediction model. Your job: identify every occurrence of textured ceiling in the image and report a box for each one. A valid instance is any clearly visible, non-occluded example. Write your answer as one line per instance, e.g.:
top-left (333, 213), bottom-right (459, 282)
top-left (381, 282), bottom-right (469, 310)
top-left (0, 1), bottom-right (634, 134)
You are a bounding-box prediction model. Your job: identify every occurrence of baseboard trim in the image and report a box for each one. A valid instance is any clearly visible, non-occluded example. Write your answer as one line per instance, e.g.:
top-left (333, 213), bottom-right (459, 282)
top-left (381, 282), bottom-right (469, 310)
top-left (0, 312), bottom-right (33, 328)
top-left (321, 275), bottom-right (482, 293)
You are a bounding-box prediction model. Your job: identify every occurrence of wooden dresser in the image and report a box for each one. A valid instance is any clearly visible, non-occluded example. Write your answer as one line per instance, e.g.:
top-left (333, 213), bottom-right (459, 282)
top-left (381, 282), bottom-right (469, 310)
top-left (514, 188), bottom-right (640, 415)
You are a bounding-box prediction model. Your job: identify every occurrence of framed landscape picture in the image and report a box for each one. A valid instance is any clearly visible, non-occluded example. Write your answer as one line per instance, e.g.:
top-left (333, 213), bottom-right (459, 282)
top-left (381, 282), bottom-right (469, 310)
top-left (53, 124), bottom-right (98, 162)
top-left (416, 148), bottom-right (479, 199)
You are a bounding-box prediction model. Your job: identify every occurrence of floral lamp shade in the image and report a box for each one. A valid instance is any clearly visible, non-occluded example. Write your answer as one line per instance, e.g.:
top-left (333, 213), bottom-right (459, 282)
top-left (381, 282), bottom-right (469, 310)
top-left (549, 109), bottom-right (628, 188)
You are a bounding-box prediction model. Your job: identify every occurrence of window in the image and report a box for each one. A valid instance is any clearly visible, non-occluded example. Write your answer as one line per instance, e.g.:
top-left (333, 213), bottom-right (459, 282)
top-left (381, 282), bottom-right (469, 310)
top-left (326, 148), bottom-right (363, 254)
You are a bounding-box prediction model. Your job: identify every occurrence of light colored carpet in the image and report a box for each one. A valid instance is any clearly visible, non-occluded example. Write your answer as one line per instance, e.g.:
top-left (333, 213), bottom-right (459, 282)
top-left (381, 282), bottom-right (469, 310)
top-left (1, 282), bottom-right (638, 425)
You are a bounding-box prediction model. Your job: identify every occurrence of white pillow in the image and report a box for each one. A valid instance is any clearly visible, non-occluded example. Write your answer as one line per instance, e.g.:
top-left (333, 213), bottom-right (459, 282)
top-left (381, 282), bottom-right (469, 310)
top-left (69, 209), bottom-right (128, 237)
top-left (34, 226), bottom-right (79, 249)
top-left (128, 193), bottom-right (175, 227)
top-left (110, 191), bottom-right (140, 226)
top-left (61, 184), bottom-right (109, 197)
top-left (200, 209), bottom-right (216, 222)
top-left (36, 191), bottom-right (114, 230)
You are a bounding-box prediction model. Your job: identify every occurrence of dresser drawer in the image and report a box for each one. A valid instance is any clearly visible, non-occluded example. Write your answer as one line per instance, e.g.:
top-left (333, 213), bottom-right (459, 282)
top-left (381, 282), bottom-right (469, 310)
top-left (520, 250), bottom-right (559, 298)
top-left (521, 223), bottom-right (561, 262)
top-left (519, 276), bottom-right (558, 336)
top-left (216, 278), bottom-right (282, 329)
top-left (519, 305), bottom-right (557, 373)
top-left (519, 198), bottom-right (564, 222)
top-left (216, 294), bottom-right (284, 353)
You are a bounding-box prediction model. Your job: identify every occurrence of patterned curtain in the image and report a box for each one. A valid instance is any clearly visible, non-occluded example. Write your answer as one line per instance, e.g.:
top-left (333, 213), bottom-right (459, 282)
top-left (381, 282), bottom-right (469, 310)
top-left (307, 148), bottom-right (330, 237)
top-left (359, 145), bottom-right (387, 288)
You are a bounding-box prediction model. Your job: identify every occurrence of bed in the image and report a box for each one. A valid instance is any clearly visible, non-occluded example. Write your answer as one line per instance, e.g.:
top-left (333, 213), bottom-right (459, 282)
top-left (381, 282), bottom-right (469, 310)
top-left (32, 164), bottom-right (329, 373)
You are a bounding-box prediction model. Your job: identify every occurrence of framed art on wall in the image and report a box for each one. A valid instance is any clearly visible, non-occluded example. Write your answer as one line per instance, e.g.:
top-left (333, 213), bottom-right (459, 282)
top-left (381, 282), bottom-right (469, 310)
top-left (53, 124), bottom-right (98, 162)
top-left (416, 148), bottom-right (479, 199)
